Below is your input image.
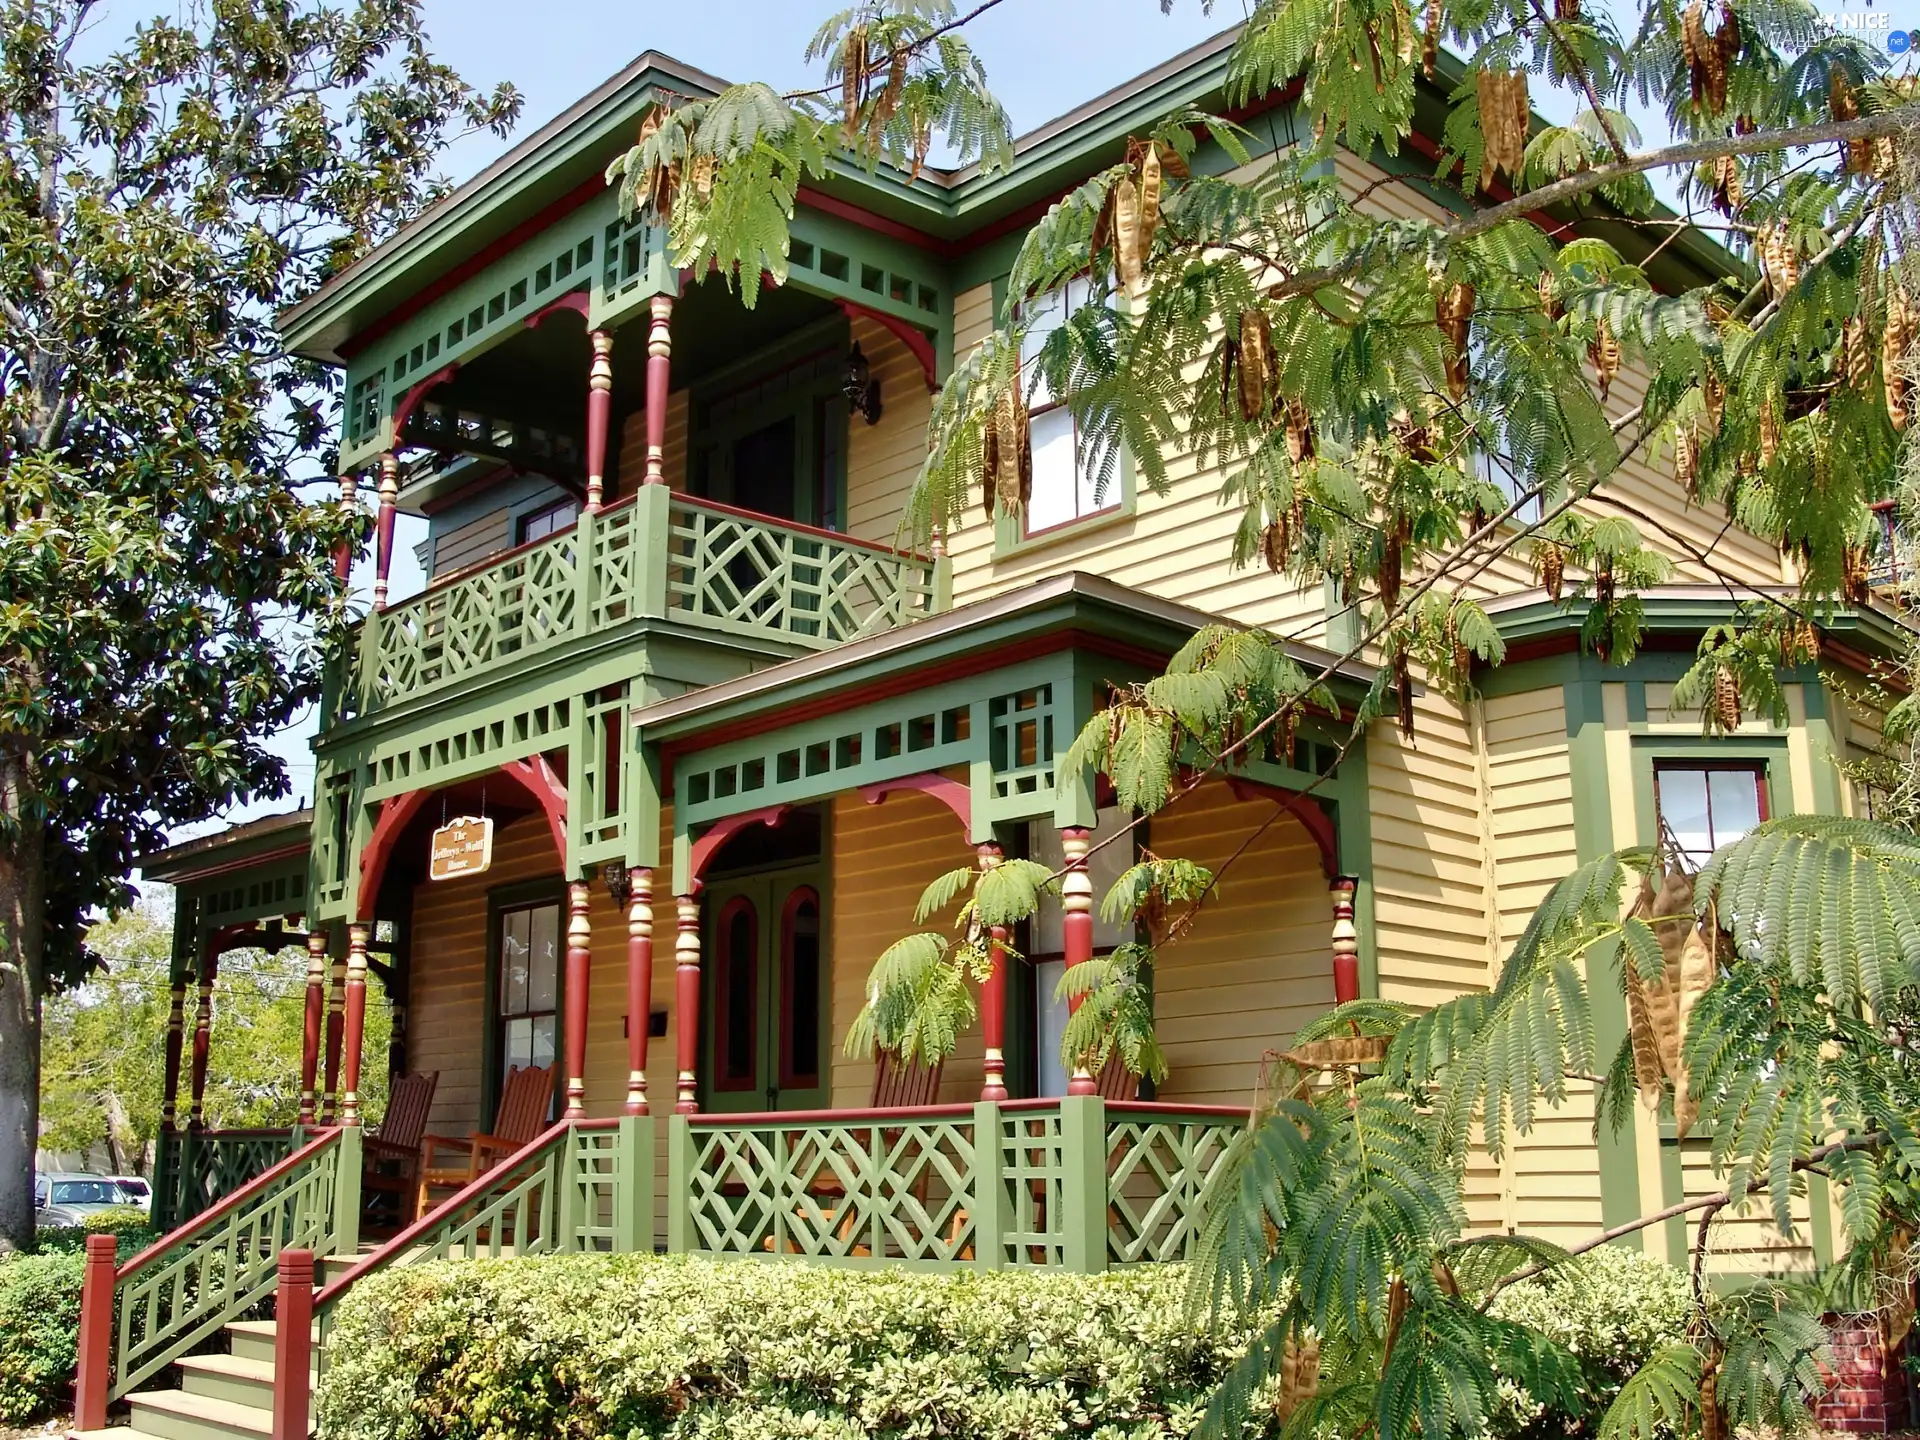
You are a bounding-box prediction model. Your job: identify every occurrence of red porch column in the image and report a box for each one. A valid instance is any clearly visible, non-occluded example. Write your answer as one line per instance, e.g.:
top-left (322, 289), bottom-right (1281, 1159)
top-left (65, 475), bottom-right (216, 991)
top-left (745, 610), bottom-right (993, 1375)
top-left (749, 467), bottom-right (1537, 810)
top-left (1330, 876), bottom-right (1360, 1003)
top-left (298, 929), bottom-right (327, 1125)
top-left (320, 949), bottom-right (346, 1124)
top-left (675, 889), bottom-right (701, 1113)
top-left (188, 951), bottom-right (218, 1128)
top-left (643, 296), bottom-right (672, 484)
top-left (159, 972), bottom-right (188, 1134)
top-left (339, 923), bottom-right (370, 1126)
top-left (333, 470), bottom-right (358, 585)
top-left (977, 842), bottom-right (1009, 1102)
top-left (564, 881), bottom-right (592, 1118)
top-left (372, 452), bottom-right (399, 608)
top-left (626, 868), bottom-right (654, 1115)
top-left (72, 1233), bottom-right (116, 1430)
top-left (271, 1248), bottom-right (315, 1440)
top-left (585, 330), bottom-right (613, 510)
top-left (1060, 827), bottom-right (1097, 1097)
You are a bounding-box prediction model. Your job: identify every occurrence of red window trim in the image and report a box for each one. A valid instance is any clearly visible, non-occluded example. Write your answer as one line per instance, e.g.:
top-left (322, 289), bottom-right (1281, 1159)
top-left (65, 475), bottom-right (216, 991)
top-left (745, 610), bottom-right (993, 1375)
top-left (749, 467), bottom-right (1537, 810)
top-left (778, 886), bottom-right (822, 1091)
top-left (711, 895), bottom-right (759, 1093)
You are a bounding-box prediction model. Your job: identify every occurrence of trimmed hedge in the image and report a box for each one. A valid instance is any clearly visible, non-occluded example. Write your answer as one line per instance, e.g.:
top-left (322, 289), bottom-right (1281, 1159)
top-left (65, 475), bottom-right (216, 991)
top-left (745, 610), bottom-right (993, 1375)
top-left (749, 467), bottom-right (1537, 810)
top-left (317, 1248), bottom-right (1699, 1440)
top-left (318, 1256), bottom-right (1271, 1440)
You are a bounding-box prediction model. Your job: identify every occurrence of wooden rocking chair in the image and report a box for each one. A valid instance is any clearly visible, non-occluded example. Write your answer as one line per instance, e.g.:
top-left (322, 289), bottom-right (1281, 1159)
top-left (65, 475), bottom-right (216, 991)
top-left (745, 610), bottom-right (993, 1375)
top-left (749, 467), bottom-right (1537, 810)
top-left (793, 1049), bottom-right (948, 1256)
top-left (413, 1062), bottom-right (555, 1220)
top-left (361, 1070), bottom-right (438, 1229)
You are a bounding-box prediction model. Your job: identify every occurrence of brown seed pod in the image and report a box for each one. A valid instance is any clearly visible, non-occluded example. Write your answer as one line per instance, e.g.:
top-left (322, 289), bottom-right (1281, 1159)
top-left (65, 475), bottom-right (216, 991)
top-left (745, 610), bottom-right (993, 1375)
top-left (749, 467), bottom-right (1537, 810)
top-left (1276, 1334), bottom-right (1322, 1422)
top-left (1238, 310), bottom-right (1274, 421)
top-left (1674, 425), bottom-right (1697, 493)
top-left (1437, 282), bottom-right (1474, 401)
top-left (1794, 617), bottom-right (1819, 659)
top-left (1713, 664), bottom-right (1742, 732)
top-left (1114, 176), bottom-right (1143, 291)
top-left (1447, 609), bottom-right (1472, 677)
top-left (1700, 1355), bottom-right (1724, 1440)
top-left (1262, 517), bottom-right (1289, 574)
top-left (991, 386), bottom-right (1031, 517)
top-left (1477, 68), bottom-right (1528, 188)
top-left (1681, 3), bottom-right (1710, 105)
top-left (1090, 182), bottom-right (1117, 257)
top-left (1555, 0), bottom-right (1579, 17)
top-left (1383, 1277), bottom-right (1411, 1365)
top-left (1759, 395), bottom-right (1781, 466)
top-left (1594, 553), bottom-right (1615, 609)
top-left (1541, 545), bottom-right (1565, 602)
top-left (1886, 285), bottom-right (1913, 431)
top-left (1709, 153), bottom-right (1742, 215)
top-left (1286, 397), bottom-right (1316, 467)
top-left (1396, 653), bottom-right (1416, 738)
top-left (1281, 708), bottom-right (1298, 764)
top-left (1422, 0), bottom-right (1442, 76)
top-left (1538, 269), bottom-right (1563, 321)
top-left (1831, 65), bottom-right (1866, 172)
top-left (980, 408), bottom-right (999, 521)
top-left (1381, 517), bottom-right (1405, 613)
top-left (1846, 544), bottom-right (1873, 604)
top-left (1136, 142), bottom-right (1164, 261)
top-left (842, 25), bottom-right (869, 139)
top-left (1702, 371), bottom-right (1724, 434)
top-left (1589, 317), bottom-right (1620, 401)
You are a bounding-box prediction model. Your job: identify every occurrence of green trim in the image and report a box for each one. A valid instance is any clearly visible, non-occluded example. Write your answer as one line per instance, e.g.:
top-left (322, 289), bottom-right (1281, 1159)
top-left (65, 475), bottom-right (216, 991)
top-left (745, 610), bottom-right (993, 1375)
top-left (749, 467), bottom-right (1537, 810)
top-left (1332, 739), bottom-right (1379, 998)
top-left (1561, 676), bottom-right (1645, 1240)
top-left (1801, 679), bottom-right (1848, 818)
top-left (481, 876), bottom-right (567, 1132)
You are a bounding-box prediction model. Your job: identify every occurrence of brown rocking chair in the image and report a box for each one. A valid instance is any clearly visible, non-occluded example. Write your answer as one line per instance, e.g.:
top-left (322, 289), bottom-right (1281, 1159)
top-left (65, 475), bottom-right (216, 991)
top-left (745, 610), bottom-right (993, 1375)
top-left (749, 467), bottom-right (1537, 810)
top-left (414, 1062), bottom-right (556, 1220)
top-left (794, 1049), bottom-right (948, 1256)
top-left (361, 1070), bottom-right (439, 1228)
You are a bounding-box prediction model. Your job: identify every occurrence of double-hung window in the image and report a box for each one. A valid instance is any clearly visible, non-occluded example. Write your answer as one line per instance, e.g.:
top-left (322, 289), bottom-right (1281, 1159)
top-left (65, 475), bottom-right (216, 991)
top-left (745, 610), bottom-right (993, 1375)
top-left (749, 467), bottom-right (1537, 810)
top-left (1654, 763), bottom-right (1767, 870)
top-left (1019, 277), bottom-right (1118, 537)
top-left (1027, 808), bottom-right (1135, 1097)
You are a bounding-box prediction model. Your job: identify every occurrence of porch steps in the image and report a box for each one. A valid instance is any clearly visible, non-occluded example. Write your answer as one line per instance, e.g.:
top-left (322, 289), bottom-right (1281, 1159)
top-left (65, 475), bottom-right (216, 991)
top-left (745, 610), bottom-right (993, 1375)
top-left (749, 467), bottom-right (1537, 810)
top-left (70, 1317), bottom-right (320, 1440)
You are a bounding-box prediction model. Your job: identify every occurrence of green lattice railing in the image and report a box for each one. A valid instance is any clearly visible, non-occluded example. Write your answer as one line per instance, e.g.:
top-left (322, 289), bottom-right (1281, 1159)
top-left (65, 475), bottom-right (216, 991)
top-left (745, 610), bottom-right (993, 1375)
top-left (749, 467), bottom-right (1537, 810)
top-left (154, 1128), bottom-right (300, 1232)
top-left (339, 490), bottom-right (944, 720)
top-left (669, 1098), bottom-right (1247, 1273)
top-left (665, 496), bottom-right (940, 647)
top-left (102, 1126), bottom-right (355, 1402)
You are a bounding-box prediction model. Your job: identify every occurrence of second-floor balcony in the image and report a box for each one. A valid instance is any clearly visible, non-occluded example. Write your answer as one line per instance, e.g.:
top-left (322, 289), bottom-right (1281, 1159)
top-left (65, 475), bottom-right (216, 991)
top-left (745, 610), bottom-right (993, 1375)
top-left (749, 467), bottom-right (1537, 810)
top-left (329, 486), bottom-right (949, 724)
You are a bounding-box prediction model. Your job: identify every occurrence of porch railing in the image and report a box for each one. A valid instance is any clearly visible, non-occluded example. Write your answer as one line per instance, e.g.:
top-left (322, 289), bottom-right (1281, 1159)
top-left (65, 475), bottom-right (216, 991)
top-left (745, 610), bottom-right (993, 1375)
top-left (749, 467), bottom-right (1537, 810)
top-left (73, 1126), bottom-right (359, 1422)
top-left (152, 1127), bottom-right (299, 1232)
top-left (338, 487), bottom-right (947, 721)
top-left (668, 1097), bottom-right (1247, 1273)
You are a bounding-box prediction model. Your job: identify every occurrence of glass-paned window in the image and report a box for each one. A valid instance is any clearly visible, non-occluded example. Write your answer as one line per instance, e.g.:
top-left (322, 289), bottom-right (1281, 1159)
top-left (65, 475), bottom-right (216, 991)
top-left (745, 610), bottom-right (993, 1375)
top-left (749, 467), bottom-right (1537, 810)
top-left (1027, 808), bottom-right (1135, 1097)
top-left (516, 499), bottom-right (578, 545)
top-left (1655, 763), bottom-right (1766, 870)
top-left (1019, 277), bottom-right (1115, 536)
top-left (714, 898), bottom-right (759, 1092)
top-left (498, 902), bottom-right (559, 1083)
top-left (781, 889), bottom-right (822, 1089)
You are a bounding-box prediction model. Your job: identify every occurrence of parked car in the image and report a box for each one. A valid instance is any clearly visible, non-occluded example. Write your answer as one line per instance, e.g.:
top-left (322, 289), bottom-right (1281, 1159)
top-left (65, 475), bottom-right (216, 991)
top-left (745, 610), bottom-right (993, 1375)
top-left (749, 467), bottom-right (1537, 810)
top-left (109, 1175), bottom-right (152, 1213)
top-left (34, 1173), bottom-right (129, 1227)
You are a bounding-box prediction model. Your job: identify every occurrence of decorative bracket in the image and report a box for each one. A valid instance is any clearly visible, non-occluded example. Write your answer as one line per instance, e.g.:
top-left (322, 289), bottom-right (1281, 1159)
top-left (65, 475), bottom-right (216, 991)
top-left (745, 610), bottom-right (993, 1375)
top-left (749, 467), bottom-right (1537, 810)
top-left (1224, 775), bottom-right (1340, 880)
top-left (389, 364), bottom-right (461, 439)
top-left (858, 773), bottom-right (971, 835)
top-left (685, 804), bottom-right (790, 890)
top-left (838, 300), bottom-right (937, 390)
top-left (502, 754), bottom-right (571, 866)
top-left (356, 790), bottom-right (431, 922)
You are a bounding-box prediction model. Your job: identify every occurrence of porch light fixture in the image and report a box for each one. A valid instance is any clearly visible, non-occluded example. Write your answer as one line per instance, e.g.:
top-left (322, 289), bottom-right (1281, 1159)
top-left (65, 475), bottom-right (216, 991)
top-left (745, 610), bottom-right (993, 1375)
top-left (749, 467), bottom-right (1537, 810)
top-left (601, 860), bottom-right (632, 909)
top-left (843, 342), bottom-right (882, 425)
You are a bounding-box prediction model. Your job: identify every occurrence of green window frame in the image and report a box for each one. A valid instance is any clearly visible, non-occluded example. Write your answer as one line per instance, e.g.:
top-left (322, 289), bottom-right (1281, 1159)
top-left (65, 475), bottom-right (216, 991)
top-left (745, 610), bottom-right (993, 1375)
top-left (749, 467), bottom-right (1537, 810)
top-left (481, 875), bottom-right (565, 1131)
top-left (1627, 736), bottom-right (1788, 859)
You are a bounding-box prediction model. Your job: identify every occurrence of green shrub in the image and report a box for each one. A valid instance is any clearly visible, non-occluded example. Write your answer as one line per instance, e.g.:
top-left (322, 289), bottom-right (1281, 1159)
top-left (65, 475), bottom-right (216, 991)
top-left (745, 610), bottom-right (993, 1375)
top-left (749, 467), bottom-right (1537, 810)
top-left (318, 1255), bottom-right (1279, 1440)
top-left (35, 1207), bottom-right (156, 1256)
top-left (0, 1251), bottom-right (84, 1425)
top-left (1485, 1244), bottom-right (1694, 1436)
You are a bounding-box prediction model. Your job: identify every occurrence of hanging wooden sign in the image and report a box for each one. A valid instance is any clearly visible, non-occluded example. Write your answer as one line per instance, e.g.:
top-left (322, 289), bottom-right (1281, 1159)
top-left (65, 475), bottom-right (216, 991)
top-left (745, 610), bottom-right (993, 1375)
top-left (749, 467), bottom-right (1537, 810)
top-left (428, 816), bottom-right (494, 881)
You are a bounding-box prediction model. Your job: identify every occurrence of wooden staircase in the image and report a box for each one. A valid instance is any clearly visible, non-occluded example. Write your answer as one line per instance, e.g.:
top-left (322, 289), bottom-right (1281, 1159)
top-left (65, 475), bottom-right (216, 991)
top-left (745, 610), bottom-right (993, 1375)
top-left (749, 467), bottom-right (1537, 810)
top-left (71, 1316), bottom-right (318, 1440)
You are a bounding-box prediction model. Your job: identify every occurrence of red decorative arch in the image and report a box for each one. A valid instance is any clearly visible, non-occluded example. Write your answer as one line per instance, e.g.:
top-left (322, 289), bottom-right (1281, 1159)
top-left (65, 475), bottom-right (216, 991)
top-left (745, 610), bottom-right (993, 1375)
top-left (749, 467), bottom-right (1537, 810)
top-left (858, 773), bottom-right (970, 835)
top-left (525, 291), bottom-right (590, 329)
top-left (686, 804), bottom-right (789, 890)
top-left (1225, 776), bottom-right (1340, 880)
top-left (356, 789), bottom-right (433, 921)
top-left (501, 754), bottom-right (569, 862)
top-left (838, 299), bottom-right (938, 390)
top-left (388, 364), bottom-right (460, 438)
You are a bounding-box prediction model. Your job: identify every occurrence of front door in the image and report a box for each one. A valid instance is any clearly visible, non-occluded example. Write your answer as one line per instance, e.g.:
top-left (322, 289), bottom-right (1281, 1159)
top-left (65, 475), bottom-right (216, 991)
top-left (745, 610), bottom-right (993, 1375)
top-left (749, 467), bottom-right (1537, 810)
top-left (701, 867), bottom-right (829, 1112)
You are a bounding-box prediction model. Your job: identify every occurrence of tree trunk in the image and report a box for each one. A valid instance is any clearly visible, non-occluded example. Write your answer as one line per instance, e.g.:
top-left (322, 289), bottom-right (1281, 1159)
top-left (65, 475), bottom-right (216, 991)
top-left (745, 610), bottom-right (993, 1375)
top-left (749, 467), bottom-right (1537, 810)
top-left (104, 1090), bottom-right (132, 1176)
top-left (0, 750), bottom-right (46, 1253)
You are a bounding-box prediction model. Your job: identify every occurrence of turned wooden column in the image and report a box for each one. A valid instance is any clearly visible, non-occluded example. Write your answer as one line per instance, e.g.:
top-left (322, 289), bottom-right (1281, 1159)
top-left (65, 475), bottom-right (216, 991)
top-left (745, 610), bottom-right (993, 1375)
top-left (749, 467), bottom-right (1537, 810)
top-left (585, 329), bottom-right (614, 510)
top-left (339, 923), bottom-right (370, 1126)
top-left (188, 950), bottom-right (218, 1128)
top-left (644, 295), bottom-right (673, 484)
top-left (1330, 875), bottom-right (1360, 1004)
top-left (675, 889), bottom-right (701, 1113)
top-left (298, 930), bottom-right (328, 1125)
top-left (319, 949), bottom-right (346, 1124)
top-left (333, 470), bottom-right (358, 585)
top-left (1060, 827), bottom-right (1097, 1096)
top-left (563, 881), bottom-right (592, 1118)
top-left (372, 451), bottom-right (399, 607)
top-left (159, 973), bottom-right (188, 1134)
top-left (626, 869), bottom-right (655, 1116)
top-left (977, 841), bottom-right (1009, 1102)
